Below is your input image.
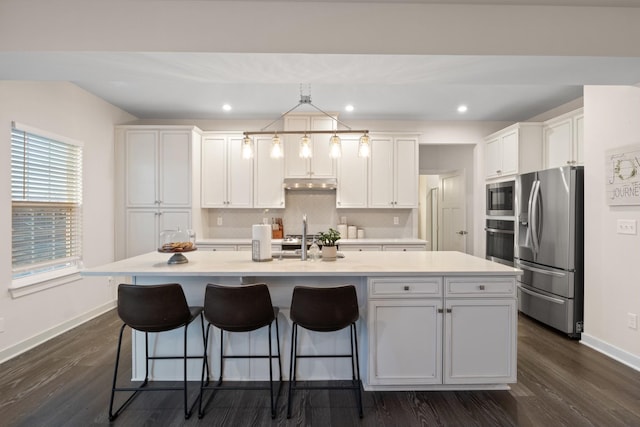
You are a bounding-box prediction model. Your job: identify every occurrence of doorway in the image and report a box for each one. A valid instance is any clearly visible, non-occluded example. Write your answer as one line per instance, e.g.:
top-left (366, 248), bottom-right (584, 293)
top-left (419, 170), bottom-right (467, 252)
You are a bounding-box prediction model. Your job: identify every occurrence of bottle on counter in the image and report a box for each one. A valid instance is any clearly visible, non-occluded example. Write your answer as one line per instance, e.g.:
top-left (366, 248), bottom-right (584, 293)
top-left (308, 240), bottom-right (320, 261)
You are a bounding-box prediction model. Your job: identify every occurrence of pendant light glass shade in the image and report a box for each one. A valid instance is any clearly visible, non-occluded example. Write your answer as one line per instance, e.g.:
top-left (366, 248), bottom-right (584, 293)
top-left (358, 133), bottom-right (370, 158)
top-left (329, 134), bottom-right (342, 159)
top-left (241, 136), bottom-right (254, 159)
top-left (270, 134), bottom-right (283, 158)
top-left (299, 134), bottom-right (312, 158)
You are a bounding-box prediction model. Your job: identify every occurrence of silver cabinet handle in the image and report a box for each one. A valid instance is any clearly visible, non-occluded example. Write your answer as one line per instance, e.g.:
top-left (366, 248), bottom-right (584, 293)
top-left (456, 230), bottom-right (468, 235)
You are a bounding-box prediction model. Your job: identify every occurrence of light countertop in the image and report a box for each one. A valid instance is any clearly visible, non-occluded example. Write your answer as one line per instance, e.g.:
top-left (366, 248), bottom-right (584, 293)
top-left (197, 238), bottom-right (428, 246)
top-left (83, 250), bottom-right (520, 277)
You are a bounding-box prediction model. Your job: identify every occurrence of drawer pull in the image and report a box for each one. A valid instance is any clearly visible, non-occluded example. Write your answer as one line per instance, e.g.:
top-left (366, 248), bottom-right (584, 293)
top-left (479, 285), bottom-right (486, 290)
top-left (437, 308), bottom-right (443, 313)
top-left (403, 285), bottom-right (410, 291)
top-left (446, 308), bottom-right (452, 313)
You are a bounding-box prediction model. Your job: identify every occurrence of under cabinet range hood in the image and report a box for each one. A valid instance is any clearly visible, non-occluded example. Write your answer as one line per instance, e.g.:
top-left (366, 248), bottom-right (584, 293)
top-left (283, 178), bottom-right (337, 191)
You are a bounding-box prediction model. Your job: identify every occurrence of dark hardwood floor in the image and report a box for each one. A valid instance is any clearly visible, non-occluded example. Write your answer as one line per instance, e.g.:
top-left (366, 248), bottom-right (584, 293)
top-left (1, 309), bottom-right (640, 426)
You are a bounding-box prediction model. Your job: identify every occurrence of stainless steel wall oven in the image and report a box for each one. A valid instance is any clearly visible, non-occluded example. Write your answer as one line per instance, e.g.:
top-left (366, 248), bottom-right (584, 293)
top-left (485, 219), bottom-right (515, 266)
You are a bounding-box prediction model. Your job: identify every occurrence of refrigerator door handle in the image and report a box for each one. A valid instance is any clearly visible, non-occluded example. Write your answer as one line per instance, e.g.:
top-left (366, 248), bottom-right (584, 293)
top-left (518, 284), bottom-right (566, 305)
top-left (525, 180), bottom-right (537, 248)
top-left (516, 259), bottom-right (566, 278)
top-left (530, 180), bottom-right (541, 253)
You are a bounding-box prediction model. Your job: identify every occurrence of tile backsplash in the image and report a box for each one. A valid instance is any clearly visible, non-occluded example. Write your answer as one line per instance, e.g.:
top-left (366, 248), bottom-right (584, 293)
top-left (201, 191), bottom-right (416, 239)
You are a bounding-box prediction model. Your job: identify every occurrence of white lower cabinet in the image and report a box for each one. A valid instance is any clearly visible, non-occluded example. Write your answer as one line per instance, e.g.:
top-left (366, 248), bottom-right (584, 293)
top-left (444, 298), bottom-right (517, 384)
top-left (367, 276), bottom-right (517, 389)
top-left (368, 299), bottom-right (442, 385)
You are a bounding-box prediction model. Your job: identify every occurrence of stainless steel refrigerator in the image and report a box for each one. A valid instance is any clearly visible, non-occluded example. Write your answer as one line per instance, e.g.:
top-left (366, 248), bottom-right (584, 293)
top-left (515, 166), bottom-right (584, 338)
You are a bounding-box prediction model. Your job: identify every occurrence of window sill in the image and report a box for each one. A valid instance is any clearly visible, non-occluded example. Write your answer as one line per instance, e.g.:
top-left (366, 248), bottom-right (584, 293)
top-left (10, 267), bottom-right (82, 298)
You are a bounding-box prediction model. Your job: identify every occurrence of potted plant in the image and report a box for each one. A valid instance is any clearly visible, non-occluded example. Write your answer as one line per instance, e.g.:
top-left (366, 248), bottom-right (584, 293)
top-left (316, 228), bottom-right (341, 261)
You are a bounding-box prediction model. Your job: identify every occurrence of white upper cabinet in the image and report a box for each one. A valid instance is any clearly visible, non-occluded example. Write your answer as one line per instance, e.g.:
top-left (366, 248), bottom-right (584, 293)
top-left (543, 108), bottom-right (584, 169)
top-left (125, 129), bottom-right (193, 208)
top-left (484, 123), bottom-right (542, 180)
top-left (253, 135), bottom-right (285, 209)
top-left (283, 114), bottom-right (337, 178)
top-left (369, 135), bottom-right (418, 208)
top-left (336, 136), bottom-right (368, 208)
top-left (201, 134), bottom-right (253, 208)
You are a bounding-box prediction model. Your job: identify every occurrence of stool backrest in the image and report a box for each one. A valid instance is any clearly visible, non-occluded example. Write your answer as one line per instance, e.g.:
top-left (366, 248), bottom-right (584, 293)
top-left (204, 283), bottom-right (275, 332)
top-left (118, 283), bottom-right (191, 332)
top-left (290, 285), bottom-right (359, 332)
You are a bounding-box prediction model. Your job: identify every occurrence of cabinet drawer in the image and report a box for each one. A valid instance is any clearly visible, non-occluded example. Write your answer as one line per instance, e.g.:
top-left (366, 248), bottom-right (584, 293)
top-left (199, 244), bottom-right (237, 251)
top-left (340, 245), bottom-right (382, 251)
top-left (369, 277), bottom-right (442, 298)
top-left (445, 277), bottom-right (516, 297)
top-left (382, 245), bottom-right (426, 251)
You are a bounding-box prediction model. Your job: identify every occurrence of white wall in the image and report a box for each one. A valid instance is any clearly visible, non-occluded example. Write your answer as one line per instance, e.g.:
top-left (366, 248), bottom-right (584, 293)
top-left (0, 82), bottom-right (135, 362)
top-left (581, 85), bottom-right (640, 368)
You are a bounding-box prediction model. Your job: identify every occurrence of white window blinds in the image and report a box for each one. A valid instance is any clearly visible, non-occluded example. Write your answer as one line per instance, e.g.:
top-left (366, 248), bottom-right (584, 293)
top-left (11, 123), bottom-right (83, 280)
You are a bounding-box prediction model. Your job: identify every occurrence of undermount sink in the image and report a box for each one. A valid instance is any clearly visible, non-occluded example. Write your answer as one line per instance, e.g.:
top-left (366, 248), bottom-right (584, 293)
top-left (272, 251), bottom-right (345, 260)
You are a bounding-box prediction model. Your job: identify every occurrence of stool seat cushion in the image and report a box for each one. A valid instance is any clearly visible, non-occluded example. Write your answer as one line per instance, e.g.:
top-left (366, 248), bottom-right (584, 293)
top-left (204, 283), bottom-right (276, 332)
top-left (290, 285), bottom-right (359, 332)
top-left (118, 283), bottom-right (196, 333)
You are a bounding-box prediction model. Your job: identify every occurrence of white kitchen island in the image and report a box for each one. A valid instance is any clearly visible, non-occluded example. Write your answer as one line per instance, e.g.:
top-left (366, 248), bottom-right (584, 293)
top-left (83, 250), bottom-right (521, 391)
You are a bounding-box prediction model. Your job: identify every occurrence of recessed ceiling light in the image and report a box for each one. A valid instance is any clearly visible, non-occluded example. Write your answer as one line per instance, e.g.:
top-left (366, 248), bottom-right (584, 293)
top-left (457, 105), bottom-right (468, 113)
top-left (222, 104), bottom-right (232, 111)
top-left (345, 104), bottom-right (355, 112)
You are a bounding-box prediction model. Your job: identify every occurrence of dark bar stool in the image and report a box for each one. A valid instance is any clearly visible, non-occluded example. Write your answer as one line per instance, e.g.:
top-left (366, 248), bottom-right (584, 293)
top-left (287, 285), bottom-right (363, 419)
top-left (108, 283), bottom-right (208, 421)
top-left (199, 283), bottom-right (282, 419)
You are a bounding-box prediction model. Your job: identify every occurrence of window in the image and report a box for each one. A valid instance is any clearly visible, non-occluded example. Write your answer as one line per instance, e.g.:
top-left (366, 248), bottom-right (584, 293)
top-left (11, 122), bottom-right (83, 289)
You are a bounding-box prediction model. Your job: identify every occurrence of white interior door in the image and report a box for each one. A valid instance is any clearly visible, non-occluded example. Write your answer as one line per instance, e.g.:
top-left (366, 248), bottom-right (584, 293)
top-left (438, 171), bottom-right (467, 252)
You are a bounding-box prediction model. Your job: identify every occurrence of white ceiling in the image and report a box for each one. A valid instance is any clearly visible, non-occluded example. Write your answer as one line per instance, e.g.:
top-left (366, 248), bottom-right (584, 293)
top-left (2, 0), bottom-right (640, 122)
top-left (3, 52), bottom-right (640, 121)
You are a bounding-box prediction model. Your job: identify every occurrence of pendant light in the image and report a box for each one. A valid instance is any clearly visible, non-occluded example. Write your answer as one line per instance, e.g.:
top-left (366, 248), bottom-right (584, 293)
top-left (243, 85), bottom-right (369, 160)
top-left (299, 133), bottom-right (312, 158)
top-left (329, 133), bottom-right (342, 159)
top-left (270, 133), bottom-right (283, 159)
top-left (241, 135), bottom-right (254, 159)
top-left (358, 133), bottom-right (370, 158)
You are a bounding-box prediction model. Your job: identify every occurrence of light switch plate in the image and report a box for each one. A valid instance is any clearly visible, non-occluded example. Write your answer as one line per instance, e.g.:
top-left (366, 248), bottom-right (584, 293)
top-left (617, 219), bottom-right (637, 235)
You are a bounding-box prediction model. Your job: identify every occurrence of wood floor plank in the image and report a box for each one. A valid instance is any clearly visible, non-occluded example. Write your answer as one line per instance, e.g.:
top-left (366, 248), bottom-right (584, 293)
top-left (2, 310), bottom-right (640, 426)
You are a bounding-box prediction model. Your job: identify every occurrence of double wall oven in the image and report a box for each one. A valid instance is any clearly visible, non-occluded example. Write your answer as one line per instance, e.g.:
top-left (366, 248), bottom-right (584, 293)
top-left (485, 181), bottom-right (515, 266)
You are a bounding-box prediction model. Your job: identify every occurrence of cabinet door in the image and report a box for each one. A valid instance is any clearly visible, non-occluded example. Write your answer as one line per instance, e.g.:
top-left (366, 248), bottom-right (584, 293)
top-left (201, 136), bottom-right (227, 207)
top-left (227, 136), bottom-right (253, 208)
top-left (309, 115), bottom-right (336, 178)
top-left (284, 116), bottom-right (311, 178)
top-left (254, 136), bottom-right (285, 208)
top-left (394, 137), bottom-right (418, 208)
top-left (500, 130), bottom-right (519, 176)
top-left (485, 137), bottom-right (501, 179)
top-left (368, 299), bottom-right (442, 385)
top-left (444, 298), bottom-right (517, 384)
top-left (369, 136), bottom-right (395, 208)
top-left (336, 136), bottom-right (368, 208)
top-left (159, 131), bottom-right (192, 207)
top-left (125, 130), bottom-right (158, 207)
top-left (544, 118), bottom-right (573, 169)
top-left (159, 209), bottom-right (191, 235)
top-left (125, 209), bottom-right (159, 258)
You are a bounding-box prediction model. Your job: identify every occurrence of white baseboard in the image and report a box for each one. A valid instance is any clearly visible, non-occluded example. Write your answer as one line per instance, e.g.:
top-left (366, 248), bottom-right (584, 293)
top-left (580, 333), bottom-right (640, 372)
top-left (0, 300), bottom-right (117, 364)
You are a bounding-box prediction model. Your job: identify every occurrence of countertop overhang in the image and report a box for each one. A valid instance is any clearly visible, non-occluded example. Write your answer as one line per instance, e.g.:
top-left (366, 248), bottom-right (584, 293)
top-left (82, 250), bottom-right (522, 278)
